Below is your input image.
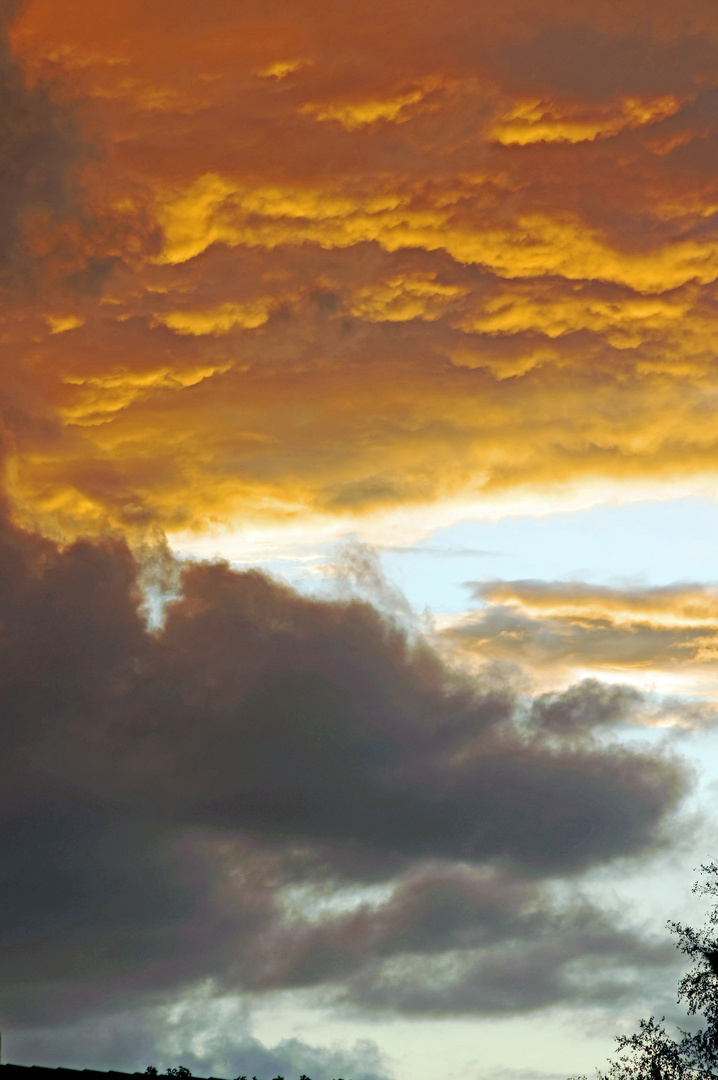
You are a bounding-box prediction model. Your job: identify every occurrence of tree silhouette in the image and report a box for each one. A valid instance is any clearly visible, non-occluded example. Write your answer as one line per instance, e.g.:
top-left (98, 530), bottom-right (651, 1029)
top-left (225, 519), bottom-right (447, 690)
top-left (576, 862), bottom-right (718, 1080)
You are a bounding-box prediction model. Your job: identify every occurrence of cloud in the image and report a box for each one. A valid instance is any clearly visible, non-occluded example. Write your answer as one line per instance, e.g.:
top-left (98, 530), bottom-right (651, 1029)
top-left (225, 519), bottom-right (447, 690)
top-left (529, 680), bottom-right (644, 735)
top-left (378, 544), bottom-right (502, 558)
top-left (2, 1), bottom-right (718, 535)
top-left (6, 989), bottom-right (392, 1080)
top-left (445, 579), bottom-right (718, 678)
top-left (0, 512), bottom-right (688, 1029)
top-left (0, 0), bottom-right (714, 1059)
top-left (485, 20), bottom-right (718, 101)
top-left (242, 862), bottom-right (677, 1014)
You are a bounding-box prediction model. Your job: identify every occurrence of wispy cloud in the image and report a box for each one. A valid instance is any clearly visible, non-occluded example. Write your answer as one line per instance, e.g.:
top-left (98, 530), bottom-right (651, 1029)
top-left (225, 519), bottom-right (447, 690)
top-left (380, 545), bottom-right (504, 557)
top-left (445, 580), bottom-right (718, 683)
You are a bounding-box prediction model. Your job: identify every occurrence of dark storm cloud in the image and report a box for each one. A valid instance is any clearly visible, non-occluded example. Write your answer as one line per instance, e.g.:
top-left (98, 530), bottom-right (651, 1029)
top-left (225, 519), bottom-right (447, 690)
top-left (52, 555), bottom-right (683, 873)
top-left (0, 511), bottom-right (688, 1027)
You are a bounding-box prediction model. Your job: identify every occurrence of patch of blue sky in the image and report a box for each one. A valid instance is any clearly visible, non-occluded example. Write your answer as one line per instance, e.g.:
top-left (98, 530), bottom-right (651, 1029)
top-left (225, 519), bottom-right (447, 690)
top-left (377, 496), bottom-right (718, 616)
top-left (172, 496), bottom-right (718, 619)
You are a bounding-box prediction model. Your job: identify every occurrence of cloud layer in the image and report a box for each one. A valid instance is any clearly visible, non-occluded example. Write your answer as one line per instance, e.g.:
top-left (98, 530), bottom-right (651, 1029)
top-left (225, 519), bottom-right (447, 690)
top-left (1, 0), bottom-right (718, 535)
top-left (0, 3), bottom-right (714, 1073)
top-left (445, 580), bottom-right (718, 686)
top-left (0, 510), bottom-right (686, 1032)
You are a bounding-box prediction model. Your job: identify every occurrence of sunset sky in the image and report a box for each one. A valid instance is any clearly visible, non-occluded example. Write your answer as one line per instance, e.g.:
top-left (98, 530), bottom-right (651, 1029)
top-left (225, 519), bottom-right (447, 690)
top-left (5, 2), bottom-right (718, 1080)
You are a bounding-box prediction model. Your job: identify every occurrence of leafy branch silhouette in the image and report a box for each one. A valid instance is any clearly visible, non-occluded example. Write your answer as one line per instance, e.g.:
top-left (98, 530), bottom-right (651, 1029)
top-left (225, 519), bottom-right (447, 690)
top-left (573, 862), bottom-right (718, 1080)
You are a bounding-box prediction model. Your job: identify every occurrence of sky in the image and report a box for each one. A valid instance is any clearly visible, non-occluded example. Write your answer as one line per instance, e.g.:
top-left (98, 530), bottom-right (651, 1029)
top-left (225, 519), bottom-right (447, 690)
top-left (4, 2), bottom-right (718, 1080)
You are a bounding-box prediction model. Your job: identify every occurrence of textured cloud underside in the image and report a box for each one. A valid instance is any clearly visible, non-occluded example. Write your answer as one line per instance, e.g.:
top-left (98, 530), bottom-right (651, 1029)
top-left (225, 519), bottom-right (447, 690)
top-left (3, 0), bottom-right (718, 535)
top-left (0, 509), bottom-right (684, 1022)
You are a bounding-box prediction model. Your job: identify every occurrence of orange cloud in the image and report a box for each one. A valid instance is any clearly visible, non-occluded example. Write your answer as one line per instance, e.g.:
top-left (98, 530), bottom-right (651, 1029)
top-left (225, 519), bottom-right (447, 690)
top-left (442, 581), bottom-right (718, 686)
top-left (5, 0), bottom-right (718, 540)
top-left (300, 78), bottom-right (441, 130)
top-left (490, 94), bottom-right (683, 146)
top-left (156, 299), bottom-right (277, 335)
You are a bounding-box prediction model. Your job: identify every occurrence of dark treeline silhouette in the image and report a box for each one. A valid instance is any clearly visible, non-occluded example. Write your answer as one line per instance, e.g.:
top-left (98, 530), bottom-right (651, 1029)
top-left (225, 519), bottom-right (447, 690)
top-left (576, 862), bottom-right (718, 1080)
top-left (145, 1071), bottom-right (335, 1080)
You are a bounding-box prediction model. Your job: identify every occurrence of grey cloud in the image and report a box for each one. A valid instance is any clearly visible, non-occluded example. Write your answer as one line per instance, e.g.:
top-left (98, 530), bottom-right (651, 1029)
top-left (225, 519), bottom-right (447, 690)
top-left (530, 680), bottom-right (644, 735)
top-left (341, 895), bottom-right (676, 1015)
top-left (222, 1037), bottom-right (392, 1080)
top-left (69, 559), bottom-right (683, 873)
top-left (237, 862), bottom-right (676, 1011)
top-left (1, 789), bottom-right (105, 947)
top-left (0, 511), bottom-right (688, 1028)
top-left (6, 996), bottom-right (392, 1080)
top-left (325, 538), bottom-right (412, 614)
top-left (241, 864), bottom-right (544, 991)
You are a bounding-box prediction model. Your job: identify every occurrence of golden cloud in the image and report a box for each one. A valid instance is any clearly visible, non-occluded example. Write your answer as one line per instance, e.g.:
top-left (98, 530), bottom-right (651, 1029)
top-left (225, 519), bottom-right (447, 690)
top-left (490, 94), bottom-right (683, 146)
top-left (156, 299), bottom-right (276, 335)
top-left (4, 0), bottom-right (718, 540)
top-left (154, 175), bottom-right (718, 294)
top-left (300, 83), bottom-right (434, 130)
top-left (442, 581), bottom-right (718, 683)
top-left (350, 272), bottom-right (468, 322)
